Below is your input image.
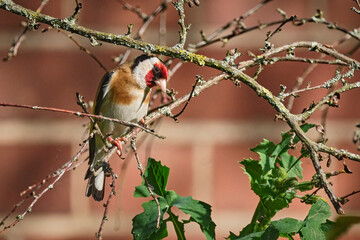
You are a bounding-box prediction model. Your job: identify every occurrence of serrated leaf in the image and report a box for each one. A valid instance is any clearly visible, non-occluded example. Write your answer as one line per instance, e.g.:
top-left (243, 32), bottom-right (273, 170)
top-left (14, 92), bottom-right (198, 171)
top-left (132, 198), bottom-right (168, 240)
top-left (145, 158), bottom-right (169, 197)
top-left (261, 226), bottom-right (280, 240)
top-left (238, 223), bottom-right (256, 238)
top-left (300, 199), bottom-right (332, 240)
top-left (271, 218), bottom-right (303, 233)
top-left (300, 223), bottom-right (326, 240)
top-left (279, 152), bottom-right (303, 179)
top-left (239, 232), bottom-right (264, 240)
top-left (134, 185), bottom-right (151, 198)
top-left (165, 190), bottom-right (180, 205)
top-left (305, 199), bottom-right (331, 224)
top-left (251, 139), bottom-right (277, 173)
top-left (147, 220), bottom-right (168, 240)
top-left (262, 196), bottom-right (291, 219)
top-left (327, 216), bottom-right (360, 240)
top-left (227, 229), bottom-right (264, 240)
top-left (226, 231), bottom-right (240, 240)
top-left (240, 159), bottom-right (264, 196)
top-left (172, 196), bottom-right (216, 240)
top-left (168, 212), bottom-right (186, 240)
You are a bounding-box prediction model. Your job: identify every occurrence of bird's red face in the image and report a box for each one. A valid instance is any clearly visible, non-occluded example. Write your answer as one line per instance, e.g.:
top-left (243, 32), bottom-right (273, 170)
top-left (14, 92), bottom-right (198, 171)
top-left (145, 61), bottom-right (169, 93)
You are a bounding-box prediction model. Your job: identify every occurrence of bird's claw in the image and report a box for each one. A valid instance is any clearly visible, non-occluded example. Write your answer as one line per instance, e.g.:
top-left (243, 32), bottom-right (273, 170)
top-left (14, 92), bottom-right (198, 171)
top-left (107, 136), bottom-right (126, 157)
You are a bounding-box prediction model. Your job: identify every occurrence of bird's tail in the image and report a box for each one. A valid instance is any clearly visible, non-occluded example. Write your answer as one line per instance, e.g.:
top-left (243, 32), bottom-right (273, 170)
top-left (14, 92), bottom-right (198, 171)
top-left (85, 166), bottom-right (105, 201)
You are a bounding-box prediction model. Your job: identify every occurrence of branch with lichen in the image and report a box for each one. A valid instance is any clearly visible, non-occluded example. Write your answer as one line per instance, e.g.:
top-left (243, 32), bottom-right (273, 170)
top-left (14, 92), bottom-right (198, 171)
top-left (1, 0), bottom-right (360, 217)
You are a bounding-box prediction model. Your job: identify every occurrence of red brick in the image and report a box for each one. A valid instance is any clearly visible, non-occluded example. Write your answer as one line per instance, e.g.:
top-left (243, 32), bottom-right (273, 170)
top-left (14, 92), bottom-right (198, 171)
top-left (0, 50), bottom-right (110, 119)
top-left (331, 146), bottom-right (360, 212)
top-left (212, 143), bottom-right (259, 210)
top-left (78, 1), bottom-right (169, 30)
top-left (0, 144), bottom-right (71, 213)
top-left (327, 0), bottom-right (360, 27)
top-left (0, 1), bottom-right (64, 29)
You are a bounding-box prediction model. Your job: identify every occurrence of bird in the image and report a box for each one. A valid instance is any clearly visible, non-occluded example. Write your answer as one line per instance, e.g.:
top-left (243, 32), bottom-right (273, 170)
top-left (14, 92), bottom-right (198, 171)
top-left (85, 54), bottom-right (169, 201)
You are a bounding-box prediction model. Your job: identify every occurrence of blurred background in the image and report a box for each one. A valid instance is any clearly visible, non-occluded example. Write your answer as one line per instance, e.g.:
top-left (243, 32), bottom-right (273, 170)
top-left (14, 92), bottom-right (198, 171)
top-left (0, 0), bottom-right (359, 239)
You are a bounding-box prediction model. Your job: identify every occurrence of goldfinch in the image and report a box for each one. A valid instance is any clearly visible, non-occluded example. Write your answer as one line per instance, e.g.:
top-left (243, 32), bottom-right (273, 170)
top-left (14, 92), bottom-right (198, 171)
top-left (85, 54), bottom-right (169, 201)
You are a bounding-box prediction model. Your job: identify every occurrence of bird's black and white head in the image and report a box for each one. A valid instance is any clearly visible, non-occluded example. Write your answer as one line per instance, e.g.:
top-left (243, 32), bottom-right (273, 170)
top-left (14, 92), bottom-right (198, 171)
top-left (131, 54), bottom-right (168, 93)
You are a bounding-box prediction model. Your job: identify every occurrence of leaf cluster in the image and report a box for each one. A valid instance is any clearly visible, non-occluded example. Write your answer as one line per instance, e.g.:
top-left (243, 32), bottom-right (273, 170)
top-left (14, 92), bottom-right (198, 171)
top-left (132, 158), bottom-right (216, 240)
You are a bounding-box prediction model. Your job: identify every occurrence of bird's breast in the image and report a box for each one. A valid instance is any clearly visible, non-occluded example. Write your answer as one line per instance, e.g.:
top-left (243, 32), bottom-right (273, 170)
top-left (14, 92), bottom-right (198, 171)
top-left (99, 88), bottom-right (150, 138)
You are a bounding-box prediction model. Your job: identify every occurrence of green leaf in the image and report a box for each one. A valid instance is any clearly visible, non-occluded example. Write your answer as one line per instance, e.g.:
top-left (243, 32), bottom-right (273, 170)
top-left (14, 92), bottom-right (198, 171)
top-left (327, 216), bottom-right (360, 240)
top-left (134, 185), bottom-right (151, 198)
top-left (226, 231), bottom-right (240, 240)
top-left (132, 198), bottom-right (168, 240)
top-left (251, 139), bottom-right (277, 173)
top-left (240, 159), bottom-right (264, 196)
top-left (147, 220), bottom-right (168, 240)
top-left (269, 217), bottom-right (303, 234)
top-left (305, 199), bottom-right (331, 224)
top-left (227, 230), bottom-right (264, 240)
top-left (165, 190), bottom-right (180, 205)
top-left (262, 195), bottom-right (291, 220)
top-left (133, 158), bottom-right (216, 240)
top-left (300, 223), bottom-right (327, 240)
top-left (279, 152), bottom-right (303, 179)
top-left (238, 223), bottom-right (256, 238)
top-left (168, 212), bottom-right (186, 240)
top-left (172, 196), bottom-right (216, 240)
top-left (145, 158), bottom-right (170, 197)
top-left (300, 199), bottom-right (332, 240)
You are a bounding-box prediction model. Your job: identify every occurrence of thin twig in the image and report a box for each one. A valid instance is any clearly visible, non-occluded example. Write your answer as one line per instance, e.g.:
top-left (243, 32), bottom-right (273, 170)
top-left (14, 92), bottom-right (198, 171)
top-left (130, 139), bottom-right (161, 228)
top-left (193, 0), bottom-right (273, 49)
top-left (58, 30), bottom-right (107, 72)
top-left (172, 76), bottom-right (201, 119)
top-left (3, 0), bottom-right (50, 61)
top-left (0, 138), bottom-right (89, 233)
top-left (114, 0), bottom-right (148, 20)
top-left (96, 167), bottom-right (117, 240)
top-left (173, 0), bottom-right (188, 49)
top-left (265, 15), bottom-right (295, 41)
top-left (119, 0), bottom-right (171, 64)
top-left (0, 102), bottom-right (163, 139)
top-left (351, 0), bottom-right (360, 14)
top-left (286, 31), bottom-right (357, 111)
top-left (341, 189), bottom-right (360, 199)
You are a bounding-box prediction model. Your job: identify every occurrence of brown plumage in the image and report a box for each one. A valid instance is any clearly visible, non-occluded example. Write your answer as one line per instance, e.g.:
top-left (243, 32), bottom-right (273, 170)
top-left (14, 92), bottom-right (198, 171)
top-left (85, 54), bottom-right (168, 201)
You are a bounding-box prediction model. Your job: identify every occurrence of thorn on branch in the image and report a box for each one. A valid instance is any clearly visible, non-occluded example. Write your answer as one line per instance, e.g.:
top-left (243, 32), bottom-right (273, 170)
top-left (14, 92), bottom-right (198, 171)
top-left (68, 0), bottom-right (82, 22)
top-left (115, 0), bottom-right (148, 20)
top-left (343, 161), bottom-right (353, 174)
top-left (224, 48), bottom-right (242, 66)
top-left (326, 92), bottom-right (340, 107)
top-left (89, 35), bottom-right (101, 47)
top-left (265, 15), bottom-right (296, 42)
top-left (312, 9), bottom-right (325, 22)
top-left (172, 75), bottom-right (202, 120)
top-left (338, 189), bottom-right (360, 205)
top-left (276, 8), bottom-right (287, 19)
top-left (186, 0), bottom-right (200, 8)
top-left (125, 24), bottom-right (133, 37)
top-left (56, 30), bottom-right (107, 71)
top-left (327, 154), bottom-right (332, 167)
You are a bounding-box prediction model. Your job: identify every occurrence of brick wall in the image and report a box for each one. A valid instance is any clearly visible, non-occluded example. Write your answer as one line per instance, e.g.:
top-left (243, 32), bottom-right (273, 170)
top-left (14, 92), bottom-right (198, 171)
top-left (0, 1), bottom-right (359, 239)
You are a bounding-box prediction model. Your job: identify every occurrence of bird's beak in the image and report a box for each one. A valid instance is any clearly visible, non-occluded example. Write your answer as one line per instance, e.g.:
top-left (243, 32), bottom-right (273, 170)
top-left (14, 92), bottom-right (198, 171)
top-left (154, 78), bottom-right (167, 94)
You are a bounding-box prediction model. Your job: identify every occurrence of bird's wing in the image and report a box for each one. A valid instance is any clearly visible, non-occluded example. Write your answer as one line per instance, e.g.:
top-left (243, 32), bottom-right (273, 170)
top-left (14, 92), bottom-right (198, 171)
top-left (88, 71), bottom-right (115, 168)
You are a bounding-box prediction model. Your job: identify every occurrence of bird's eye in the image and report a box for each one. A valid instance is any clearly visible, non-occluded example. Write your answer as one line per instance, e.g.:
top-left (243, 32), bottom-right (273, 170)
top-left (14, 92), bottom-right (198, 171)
top-left (153, 65), bottom-right (160, 73)
top-left (152, 65), bottom-right (162, 78)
